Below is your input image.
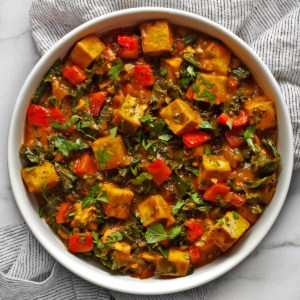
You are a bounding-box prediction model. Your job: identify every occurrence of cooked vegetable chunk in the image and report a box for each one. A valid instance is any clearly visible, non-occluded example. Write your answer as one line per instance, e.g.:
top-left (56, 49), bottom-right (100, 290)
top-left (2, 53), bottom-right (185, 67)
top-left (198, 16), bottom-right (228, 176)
top-left (101, 183), bottom-right (134, 219)
top-left (162, 57), bottom-right (183, 79)
top-left (71, 203), bottom-right (96, 227)
top-left (70, 35), bottom-right (105, 69)
top-left (21, 161), bottom-right (59, 193)
top-left (193, 73), bottom-right (228, 104)
top-left (160, 99), bottom-right (201, 136)
top-left (91, 135), bottom-right (131, 170)
top-left (156, 249), bottom-right (190, 276)
top-left (138, 195), bottom-right (175, 227)
top-left (140, 20), bottom-right (174, 55)
top-left (112, 94), bottom-right (148, 135)
top-left (199, 41), bottom-right (231, 75)
top-left (244, 96), bottom-right (276, 130)
top-left (202, 154), bottom-right (231, 173)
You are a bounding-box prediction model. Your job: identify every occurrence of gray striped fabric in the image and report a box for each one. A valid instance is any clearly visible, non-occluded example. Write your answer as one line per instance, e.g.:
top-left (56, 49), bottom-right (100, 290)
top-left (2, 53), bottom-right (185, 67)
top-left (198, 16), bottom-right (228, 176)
top-left (1, 0), bottom-right (299, 299)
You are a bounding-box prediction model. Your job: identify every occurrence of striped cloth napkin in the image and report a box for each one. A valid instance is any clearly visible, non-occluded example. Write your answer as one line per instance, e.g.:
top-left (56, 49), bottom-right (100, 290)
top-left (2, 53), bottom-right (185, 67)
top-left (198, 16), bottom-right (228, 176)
top-left (1, 0), bottom-right (300, 299)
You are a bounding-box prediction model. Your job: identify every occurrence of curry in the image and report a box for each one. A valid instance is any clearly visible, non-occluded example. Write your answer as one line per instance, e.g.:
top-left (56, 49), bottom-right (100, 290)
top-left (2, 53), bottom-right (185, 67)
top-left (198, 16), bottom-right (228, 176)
top-left (20, 20), bottom-right (280, 278)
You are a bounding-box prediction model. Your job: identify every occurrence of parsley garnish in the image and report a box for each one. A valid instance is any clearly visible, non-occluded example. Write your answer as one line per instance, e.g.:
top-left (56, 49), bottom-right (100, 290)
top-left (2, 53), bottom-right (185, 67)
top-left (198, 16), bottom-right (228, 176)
top-left (108, 63), bottom-right (123, 80)
top-left (54, 137), bottom-right (88, 156)
top-left (242, 125), bottom-right (257, 151)
top-left (107, 232), bottom-right (123, 245)
top-left (172, 199), bottom-right (185, 215)
top-left (96, 148), bottom-right (113, 170)
top-left (82, 184), bottom-right (108, 208)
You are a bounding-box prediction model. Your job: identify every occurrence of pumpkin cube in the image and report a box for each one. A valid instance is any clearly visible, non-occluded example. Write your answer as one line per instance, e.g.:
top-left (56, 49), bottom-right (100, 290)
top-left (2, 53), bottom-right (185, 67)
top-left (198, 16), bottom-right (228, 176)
top-left (199, 41), bottom-right (231, 75)
top-left (160, 99), bottom-right (201, 136)
top-left (101, 183), bottom-right (134, 219)
top-left (156, 249), bottom-right (190, 277)
top-left (112, 94), bottom-right (148, 135)
top-left (140, 20), bottom-right (174, 55)
top-left (21, 161), bottom-right (60, 193)
top-left (91, 135), bottom-right (131, 170)
top-left (70, 35), bottom-right (106, 69)
top-left (193, 73), bottom-right (228, 105)
top-left (244, 96), bottom-right (276, 130)
top-left (138, 195), bottom-right (175, 227)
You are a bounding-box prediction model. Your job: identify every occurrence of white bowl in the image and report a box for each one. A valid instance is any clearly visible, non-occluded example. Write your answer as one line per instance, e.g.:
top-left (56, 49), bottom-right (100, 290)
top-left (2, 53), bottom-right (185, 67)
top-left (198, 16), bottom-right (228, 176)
top-left (8, 7), bottom-right (294, 295)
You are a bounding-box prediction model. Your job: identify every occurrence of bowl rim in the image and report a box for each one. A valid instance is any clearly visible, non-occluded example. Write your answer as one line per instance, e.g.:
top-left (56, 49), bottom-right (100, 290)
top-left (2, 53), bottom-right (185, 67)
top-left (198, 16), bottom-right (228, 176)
top-left (8, 7), bottom-right (294, 295)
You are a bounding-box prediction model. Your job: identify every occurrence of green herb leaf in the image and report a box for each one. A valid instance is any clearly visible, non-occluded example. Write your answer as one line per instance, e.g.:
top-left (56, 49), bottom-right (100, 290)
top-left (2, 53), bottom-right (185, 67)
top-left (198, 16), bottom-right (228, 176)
top-left (54, 137), bottom-right (88, 156)
top-left (96, 148), bottom-right (113, 170)
top-left (242, 125), bottom-right (257, 151)
top-left (197, 74), bottom-right (215, 89)
top-left (109, 127), bottom-right (118, 139)
top-left (262, 139), bottom-right (279, 158)
top-left (195, 89), bottom-right (216, 104)
top-left (142, 139), bottom-right (154, 150)
top-left (158, 134), bottom-right (173, 141)
top-left (92, 231), bottom-right (103, 248)
top-left (107, 232), bottom-right (123, 244)
top-left (52, 115), bottom-right (81, 130)
top-left (232, 210), bottom-right (239, 220)
top-left (172, 199), bottom-right (185, 215)
top-left (108, 63), bottom-right (123, 80)
top-left (232, 66), bottom-right (250, 81)
top-left (132, 172), bottom-right (153, 185)
top-left (159, 66), bottom-right (168, 77)
top-left (168, 226), bottom-right (183, 239)
top-left (199, 121), bottom-right (213, 129)
top-left (182, 34), bottom-right (198, 45)
top-left (192, 83), bottom-right (200, 95)
top-left (205, 145), bottom-right (211, 155)
top-left (145, 223), bottom-right (168, 243)
top-left (226, 119), bottom-right (233, 130)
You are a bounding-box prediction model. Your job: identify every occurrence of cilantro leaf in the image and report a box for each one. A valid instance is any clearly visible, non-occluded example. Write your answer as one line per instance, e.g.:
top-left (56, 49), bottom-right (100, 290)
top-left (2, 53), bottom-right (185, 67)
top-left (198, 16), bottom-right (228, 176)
top-left (52, 115), bottom-right (81, 130)
top-left (96, 148), bottom-right (113, 170)
top-left (158, 134), bottom-right (173, 141)
top-left (172, 198), bottom-right (185, 215)
top-left (242, 125), bottom-right (257, 151)
top-left (108, 63), bottom-right (123, 80)
top-left (109, 127), bottom-right (118, 139)
top-left (197, 74), bottom-right (215, 89)
top-left (92, 231), bottom-right (103, 248)
top-left (168, 226), bottom-right (183, 239)
top-left (195, 89), bottom-right (216, 104)
top-left (82, 185), bottom-right (108, 208)
top-left (54, 137), bottom-right (88, 156)
top-left (145, 223), bottom-right (168, 243)
top-left (107, 232), bottom-right (123, 245)
top-left (199, 120), bottom-right (213, 129)
top-left (130, 172), bottom-right (153, 185)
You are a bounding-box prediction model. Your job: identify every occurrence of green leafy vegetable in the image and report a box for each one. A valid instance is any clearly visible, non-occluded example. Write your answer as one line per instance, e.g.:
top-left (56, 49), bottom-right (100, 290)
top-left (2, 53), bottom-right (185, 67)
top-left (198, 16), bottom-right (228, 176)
top-left (96, 148), bottom-right (113, 170)
top-left (54, 137), bottom-right (88, 156)
top-left (92, 231), bottom-right (103, 248)
top-left (158, 134), bottom-right (173, 141)
top-left (242, 125), bottom-right (257, 151)
top-left (262, 139), bottom-right (279, 158)
top-left (130, 172), bottom-right (153, 185)
top-left (197, 74), bottom-right (215, 89)
top-left (109, 127), bottom-right (118, 139)
top-left (182, 34), bottom-right (198, 45)
top-left (199, 121), bottom-right (213, 129)
top-left (232, 66), bottom-right (250, 81)
top-left (145, 223), bottom-right (182, 243)
top-left (172, 199), bottom-right (185, 215)
top-left (195, 89), bottom-right (216, 104)
top-left (82, 184), bottom-right (108, 208)
top-left (108, 63), bottom-right (123, 80)
top-left (52, 115), bottom-right (81, 130)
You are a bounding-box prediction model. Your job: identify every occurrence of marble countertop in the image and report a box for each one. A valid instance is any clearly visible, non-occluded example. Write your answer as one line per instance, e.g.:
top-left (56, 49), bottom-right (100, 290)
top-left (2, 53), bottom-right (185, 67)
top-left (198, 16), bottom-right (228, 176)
top-left (1, 1), bottom-right (300, 299)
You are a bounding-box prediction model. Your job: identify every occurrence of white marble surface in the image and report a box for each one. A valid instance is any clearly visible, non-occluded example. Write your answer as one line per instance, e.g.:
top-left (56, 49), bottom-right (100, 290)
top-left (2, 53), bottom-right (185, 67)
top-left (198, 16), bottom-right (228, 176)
top-left (1, 0), bottom-right (300, 299)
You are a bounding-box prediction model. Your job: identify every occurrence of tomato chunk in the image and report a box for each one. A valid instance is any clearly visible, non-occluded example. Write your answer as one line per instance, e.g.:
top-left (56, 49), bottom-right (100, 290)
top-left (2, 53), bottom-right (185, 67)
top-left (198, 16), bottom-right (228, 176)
top-left (56, 202), bottom-right (72, 224)
top-left (203, 183), bottom-right (231, 203)
top-left (146, 159), bottom-right (172, 186)
top-left (134, 65), bottom-right (155, 87)
top-left (118, 36), bottom-right (139, 59)
top-left (73, 154), bottom-right (98, 177)
top-left (228, 76), bottom-right (239, 92)
top-left (185, 85), bottom-right (194, 101)
top-left (182, 131), bottom-right (211, 148)
top-left (68, 232), bottom-right (93, 253)
top-left (175, 38), bottom-right (185, 52)
top-left (185, 219), bottom-right (203, 242)
top-left (225, 127), bottom-right (245, 148)
top-left (189, 245), bottom-right (202, 265)
top-left (63, 65), bottom-right (87, 85)
top-left (89, 92), bottom-right (106, 117)
top-left (225, 192), bottom-right (246, 207)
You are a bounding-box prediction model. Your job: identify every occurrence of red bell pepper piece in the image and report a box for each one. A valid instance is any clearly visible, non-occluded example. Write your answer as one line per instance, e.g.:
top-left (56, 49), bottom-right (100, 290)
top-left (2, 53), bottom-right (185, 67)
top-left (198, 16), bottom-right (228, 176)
top-left (182, 131), bottom-right (211, 148)
top-left (27, 104), bottom-right (67, 127)
top-left (134, 64), bottom-right (155, 87)
top-left (217, 110), bottom-right (249, 128)
top-left (225, 192), bottom-right (246, 207)
top-left (175, 38), bottom-right (185, 52)
top-left (27, 104), bottom-right (51, 126)
top-left (146, 159), bottom-right (172, 186)
top-left (63, 65), bottom-right (87, 85)
top-left (225, 127), bottom-right (245, 148)
top-left (56, 202), bottom-right (72, 224)
top-left (89, 92), bottom-right (106, 117)
top-left (186, 85), bottom-right (194, 101)
top-left (189, 245), bottom-right (202, 265)
top-left (118, 36), bottom-right (139, 59)
top-left (73, 154), bottom-right (98, 177)
top-left (203, 183), bottom-right (231, 203)
top-left (228, 76), bottom-right (239, 92)
top-left (68, 232), bottom-right (93, 253)
top-left (185, 219), bottom-right (203, 242)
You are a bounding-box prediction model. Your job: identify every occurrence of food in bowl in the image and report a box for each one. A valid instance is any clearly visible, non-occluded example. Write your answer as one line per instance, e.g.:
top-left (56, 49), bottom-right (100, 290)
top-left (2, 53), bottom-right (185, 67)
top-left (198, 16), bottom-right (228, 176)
top-left (20, 20), bottom-right (280, 279)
